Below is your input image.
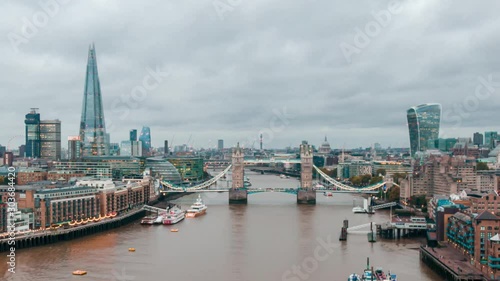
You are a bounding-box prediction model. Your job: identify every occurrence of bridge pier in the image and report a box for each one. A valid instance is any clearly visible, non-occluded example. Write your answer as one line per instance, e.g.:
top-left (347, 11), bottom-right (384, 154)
top-left (229, 189), bottom-right (248, 204)
top-left (296, 189), bottom-right (316, 204)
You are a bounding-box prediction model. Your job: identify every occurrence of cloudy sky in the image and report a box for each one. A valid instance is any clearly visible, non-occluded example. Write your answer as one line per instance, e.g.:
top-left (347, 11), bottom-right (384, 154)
top-left (1, 0), bottom-right (500, 151)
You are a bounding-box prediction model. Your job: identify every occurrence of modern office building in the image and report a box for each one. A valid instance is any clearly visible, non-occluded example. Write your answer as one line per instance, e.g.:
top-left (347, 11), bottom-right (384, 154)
top-left (139, 126), bottom-right (151, 156)
top-left (3, 152), bottom-right (13, 166)
top-left (218, 139), bottom-right (224, 150)
top-left (40, 120), bottom-right (61, 160)
top-left (485, 131), bottom-right (498, 149)
top-left (407, 103), bottom-right (441, 157)
top-left (145, 157), bottom-right (182, 184)
top-left (79, 44), bottom-right (107, 157)
top-left (166, 157), bottom-right (204, 181)
top-left (18, 145), bottom-right (25, 158)
top-left (0, 145), bottom-right (5, 157)
top-left (68, 136), bottom-right (81, 161)
top-left (25, 108), bottom-right (41, 158)
top-left (164, 140), bottom-right (169, 156)
top-left (130, 129), bottom-right (137, 142)
top-left (120, 141), bottom-right (142, 157)
top-left (109, 143), bottom-right (120, 156)
top-left (473, 132), bottom-right (484, 146)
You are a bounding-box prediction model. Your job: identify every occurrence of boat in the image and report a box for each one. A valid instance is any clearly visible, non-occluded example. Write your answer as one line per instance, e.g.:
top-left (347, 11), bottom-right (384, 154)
top-left (128, 248), bottom-right (135, 252)
top-left (361, 268), bottom-right (374, 281)
top-left (348, 274), bottom-right (361, 281)
top-left (280, 174), bottom-right (286, 179)
top-left (72, 270), bottom-right (87, 275)
top-left (323, 191), bottom-right (333, 197)
top-left (153, 213), bottom-right (166, 224)
top-left (140, 215), bottom-right (156, 225)
top-left (171, 228), bottom-right (179, 232)
top-left (163, 207), bottom-right (185, 225)
top-left (352, 206), bottom-right (366, 213)
top-left (186, 195), bottom-right (207, 218)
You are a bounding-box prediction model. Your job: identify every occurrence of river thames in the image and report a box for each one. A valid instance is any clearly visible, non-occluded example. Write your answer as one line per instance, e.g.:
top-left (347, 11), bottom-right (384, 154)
top-left (2, 171), bottom-right (441, 281)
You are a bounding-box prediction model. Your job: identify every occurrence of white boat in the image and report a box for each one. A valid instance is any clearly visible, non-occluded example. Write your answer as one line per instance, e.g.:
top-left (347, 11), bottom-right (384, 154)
top-left (280, 174), bottom-right (286, 179)
top-left (323, 191), bottom-right (333, 197)
top-left (140, 215), bottom-right (156, 225)
top-left (352, 206), bottom-right (366, 213)
top-left (153, 212), bottom-right (166, 224)
top-left (163, 207), bottom-right (185, 225)
top-left (186, 195), bottom-right (207, 218)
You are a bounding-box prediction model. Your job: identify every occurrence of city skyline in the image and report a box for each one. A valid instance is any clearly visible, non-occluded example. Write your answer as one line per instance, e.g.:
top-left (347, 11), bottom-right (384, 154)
top-left (2, 1), bottom-right (500, 150)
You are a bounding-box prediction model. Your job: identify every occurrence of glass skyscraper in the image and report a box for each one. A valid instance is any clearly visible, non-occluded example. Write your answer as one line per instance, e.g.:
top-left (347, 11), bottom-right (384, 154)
top-left (79, 44), bottom-right (107, 157)
top-left (407, 103), bottom-right (441, 157)
top-left (25, 108), bottom-right (41, 158)
top-left (139, 126), bottom-right (151, 156)
top-left (40, 120), bottom-right (61, 160)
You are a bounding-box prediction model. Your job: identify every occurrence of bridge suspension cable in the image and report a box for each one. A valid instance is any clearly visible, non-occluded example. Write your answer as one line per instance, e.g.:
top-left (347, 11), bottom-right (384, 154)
top-left (161, 165), bottom-right (232, 191)
top-left (313, 165), bottom-right (386, 191)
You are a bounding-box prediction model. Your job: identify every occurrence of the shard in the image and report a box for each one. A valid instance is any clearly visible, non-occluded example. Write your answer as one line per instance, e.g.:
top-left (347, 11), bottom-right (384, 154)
top-left (79, 44), bottom-right (107, 157)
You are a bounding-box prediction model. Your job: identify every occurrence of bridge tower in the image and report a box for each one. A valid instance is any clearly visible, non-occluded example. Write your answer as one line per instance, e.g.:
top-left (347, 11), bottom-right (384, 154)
top-left (297, 142), bottom-right (316, 204)
top-left (229, 142), bottom-right (247, 204)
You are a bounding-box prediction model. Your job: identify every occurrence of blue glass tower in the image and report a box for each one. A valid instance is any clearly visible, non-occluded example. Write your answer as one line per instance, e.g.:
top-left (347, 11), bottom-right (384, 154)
top-left (139, 126), bottom-right (151, 156)
top-left (25, 108), bottom-right (41, 158)
top-left (407, 103), bottom-right (441, 157)
top-left (79, 44), bottom-right (107, 156)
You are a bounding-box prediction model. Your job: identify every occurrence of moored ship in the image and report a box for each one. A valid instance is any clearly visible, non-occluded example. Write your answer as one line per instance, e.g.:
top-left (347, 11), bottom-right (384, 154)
top-left (163, 207), bottom-right (185, 225)
top-left (141, 215), bottom-right (156, 225)
top-left (186, 195), bottom-right (207, 218)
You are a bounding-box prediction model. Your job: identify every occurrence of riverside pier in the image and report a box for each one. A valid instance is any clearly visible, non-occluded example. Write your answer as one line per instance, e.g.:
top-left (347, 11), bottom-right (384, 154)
top-left (0, 208), bottom-right (146, 252)
top-left (420, 244), bottom-right (486, 281)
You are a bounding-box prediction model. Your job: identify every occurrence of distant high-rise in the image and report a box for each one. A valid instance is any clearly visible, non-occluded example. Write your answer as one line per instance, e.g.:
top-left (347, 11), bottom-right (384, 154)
top-left (407, 103), bottom-right (441, 157)
top-left (473, 132), bottom-right (484, 146)
top-left (260, 134), bottom-right (263, 150)
top-left (0, 145), bottom-right (5, 157)
top-left (40, 120), bottom-right (61, 160)
top-left (130, 129), bottom-right (137, 142)
top-left (18, 145), bottom-right (25, 158)
top-left (25, 108), bottom-right (41, 158)
top-left (120, 140), bottom-right (142, 156)
top-left (485, 131), bottom-right (498, 149)
top-left (3, 152), bottom-right (13, 166)
top-left (139, 126), bottom-right (151, 156)
top-left (79, 44), bottom-right (107, 157)
top-left (218, 139), bottom-right (224, 150)
top-left (164, 140), bottom-right (169, 156)
top-left (68, 136), bottom-right (81, 161)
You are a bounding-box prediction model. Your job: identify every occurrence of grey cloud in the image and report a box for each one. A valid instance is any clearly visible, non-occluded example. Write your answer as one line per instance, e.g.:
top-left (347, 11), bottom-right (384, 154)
top-left (1, 0), bottom-right (500, 150)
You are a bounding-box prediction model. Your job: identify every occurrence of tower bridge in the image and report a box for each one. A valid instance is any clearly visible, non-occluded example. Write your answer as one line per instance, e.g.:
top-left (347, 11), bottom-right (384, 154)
top-left (160, 142), bottom-right (390, 204)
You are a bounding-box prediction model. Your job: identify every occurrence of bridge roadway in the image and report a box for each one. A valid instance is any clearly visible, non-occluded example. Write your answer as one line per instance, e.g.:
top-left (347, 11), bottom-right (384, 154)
top-left (160, 188), bottom-right (378, 194)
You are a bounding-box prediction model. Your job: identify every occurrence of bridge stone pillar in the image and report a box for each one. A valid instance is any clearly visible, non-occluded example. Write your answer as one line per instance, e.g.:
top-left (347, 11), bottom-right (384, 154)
top-left (297, 142), bottom-right (316, 204)
top-left (229, 143), bottom-right (247, 204)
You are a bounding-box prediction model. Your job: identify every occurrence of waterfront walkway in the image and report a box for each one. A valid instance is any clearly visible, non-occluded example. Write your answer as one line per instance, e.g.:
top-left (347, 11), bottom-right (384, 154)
top-left (420, 243), bottom-right (486, 281)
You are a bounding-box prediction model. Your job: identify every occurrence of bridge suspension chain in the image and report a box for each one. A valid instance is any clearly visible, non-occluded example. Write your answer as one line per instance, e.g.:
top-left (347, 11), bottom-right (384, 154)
top-left (161, 165), bottom-right (232, 191)
top-left (313, 165), bottom-right (386, 191)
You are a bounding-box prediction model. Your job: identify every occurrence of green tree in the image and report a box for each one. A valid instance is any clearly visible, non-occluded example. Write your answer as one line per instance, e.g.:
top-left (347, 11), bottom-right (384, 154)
top-left (319, 168), bottom-right (336, 177)
top-left (375, 168), bottom-right (386, 176)
top-left (360, 174), bottom-right (372, 185)
top-left (387, 186), bottom-right (400, 202)
top-left (392, 172), bottom-right (407, 184)
top-left (350, 176), bottom-right (362, 186)
top-left (409, 195), bottom-right (427, 207)
top-left (477, 162), bottom-right (489, 171)
top-left (370, 176), bottom-right (383, 185)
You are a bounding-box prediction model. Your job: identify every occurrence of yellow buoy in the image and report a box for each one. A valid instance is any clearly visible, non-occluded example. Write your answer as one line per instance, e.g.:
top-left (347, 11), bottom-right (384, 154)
top-left (128, 248), bottom-right (136, 252)
top-left (72, 270), bottom-right (87, 275)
